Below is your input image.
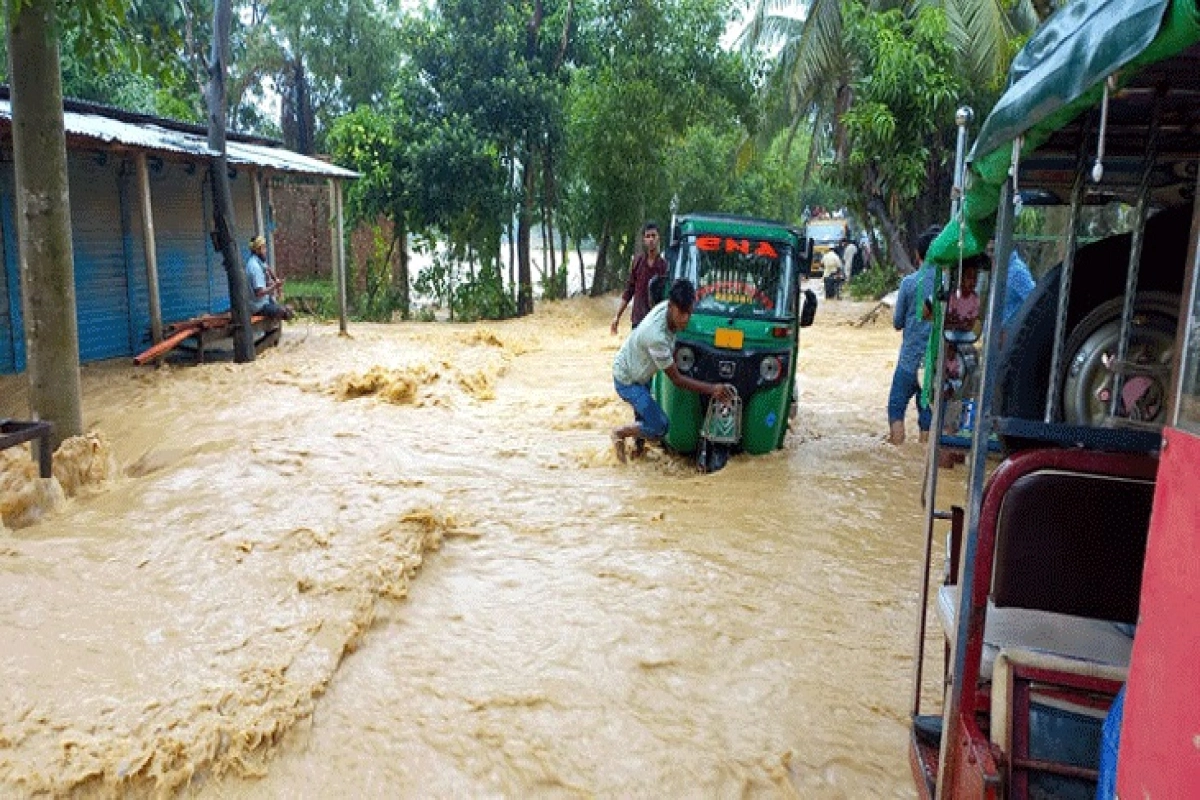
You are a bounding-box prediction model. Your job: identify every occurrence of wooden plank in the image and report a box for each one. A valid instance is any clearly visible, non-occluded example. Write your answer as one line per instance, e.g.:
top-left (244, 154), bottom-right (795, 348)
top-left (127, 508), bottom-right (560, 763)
top-left (133, 323), bottom-right (202, 365)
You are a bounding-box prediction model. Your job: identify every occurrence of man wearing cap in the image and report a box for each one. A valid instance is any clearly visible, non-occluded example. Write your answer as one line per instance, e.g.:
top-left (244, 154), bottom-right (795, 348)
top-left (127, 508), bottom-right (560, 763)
top-left (246, 235), bottom-right (294, 320)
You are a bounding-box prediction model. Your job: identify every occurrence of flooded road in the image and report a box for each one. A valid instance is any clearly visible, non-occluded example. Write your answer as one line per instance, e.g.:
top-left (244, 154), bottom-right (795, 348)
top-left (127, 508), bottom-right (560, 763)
top-left (0, 292), bottom-right (931, 797)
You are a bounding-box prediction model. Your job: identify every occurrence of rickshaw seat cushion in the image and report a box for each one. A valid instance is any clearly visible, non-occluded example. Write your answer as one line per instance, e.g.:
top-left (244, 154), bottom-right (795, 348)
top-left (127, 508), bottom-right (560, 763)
top-left (991, 465), bottom-right (1155, 624)
top-left (936, 585), bottom-right (1134, 682)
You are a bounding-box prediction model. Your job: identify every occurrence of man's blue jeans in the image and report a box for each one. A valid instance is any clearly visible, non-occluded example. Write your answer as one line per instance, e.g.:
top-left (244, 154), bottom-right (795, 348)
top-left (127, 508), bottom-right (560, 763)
top-left (614, 378), bottom-right (670, 439)
top-left (888, 366), bottom-right (931, 432)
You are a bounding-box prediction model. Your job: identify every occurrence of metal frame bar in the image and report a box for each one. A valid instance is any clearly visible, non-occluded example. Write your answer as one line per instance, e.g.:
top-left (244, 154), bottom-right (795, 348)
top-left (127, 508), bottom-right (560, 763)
top-left (1107, 93), bottom-right (1160, 420)
top-left (1168, 160), bottom-right (1200, 428)
top-left (937, 176), bottom-right (1016, 796)
top-left (1044, 121), bottom-right (1093, 422)
top-left (911, 109), bottom-right (974, 720)
top-left (0, 419), bottom-right (52, 478)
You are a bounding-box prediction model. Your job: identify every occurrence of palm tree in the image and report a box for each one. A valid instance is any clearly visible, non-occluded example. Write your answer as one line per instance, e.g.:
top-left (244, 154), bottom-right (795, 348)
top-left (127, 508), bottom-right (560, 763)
top-left (737, 0), bottom-right (1049, 266)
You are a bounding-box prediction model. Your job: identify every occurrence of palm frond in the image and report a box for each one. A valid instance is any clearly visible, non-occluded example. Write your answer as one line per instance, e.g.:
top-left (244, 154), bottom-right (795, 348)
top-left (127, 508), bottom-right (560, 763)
top-left (941, 0), bottom-right (1009, 87)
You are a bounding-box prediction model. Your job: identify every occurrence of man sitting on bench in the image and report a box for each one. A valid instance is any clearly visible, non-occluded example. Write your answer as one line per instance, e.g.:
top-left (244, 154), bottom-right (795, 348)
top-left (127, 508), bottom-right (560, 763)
top-left (246, 235), bottom-right (295, 321)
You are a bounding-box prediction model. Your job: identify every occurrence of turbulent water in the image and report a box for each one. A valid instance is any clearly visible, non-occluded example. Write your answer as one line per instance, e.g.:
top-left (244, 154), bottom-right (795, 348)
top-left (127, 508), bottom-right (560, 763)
top-left (0, 293), bottom-right (934, 798)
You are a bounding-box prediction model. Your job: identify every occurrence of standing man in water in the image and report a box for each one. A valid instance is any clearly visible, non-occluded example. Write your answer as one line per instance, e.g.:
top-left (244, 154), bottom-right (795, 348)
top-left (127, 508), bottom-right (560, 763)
top-left (611, 278), bottom-right (735, 462)
top-left (888, 226), bottom-right (940, 445)
top-left (611, 221), bottom-right (668, 334)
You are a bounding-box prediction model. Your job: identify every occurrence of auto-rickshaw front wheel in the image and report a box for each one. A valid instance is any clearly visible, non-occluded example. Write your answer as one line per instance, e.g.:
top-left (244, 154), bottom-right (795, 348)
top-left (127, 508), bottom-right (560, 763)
top-left (696, 440), bottom-right (731, 473)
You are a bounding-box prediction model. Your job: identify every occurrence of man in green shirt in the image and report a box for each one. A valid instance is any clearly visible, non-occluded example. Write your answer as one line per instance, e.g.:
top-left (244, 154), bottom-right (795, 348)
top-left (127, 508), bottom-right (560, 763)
top-left (611, 278), bottom-right (735, 462)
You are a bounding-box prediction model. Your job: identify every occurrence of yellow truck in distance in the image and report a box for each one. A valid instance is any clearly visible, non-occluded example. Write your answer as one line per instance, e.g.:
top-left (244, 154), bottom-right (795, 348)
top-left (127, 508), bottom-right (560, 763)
top-left (804, 216), bottom-right (849, 277)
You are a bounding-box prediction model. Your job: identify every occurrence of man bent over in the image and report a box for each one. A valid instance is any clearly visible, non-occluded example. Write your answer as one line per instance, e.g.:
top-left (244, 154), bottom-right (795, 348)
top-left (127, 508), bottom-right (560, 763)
top-left (611, 278), bottom-right (734, 462)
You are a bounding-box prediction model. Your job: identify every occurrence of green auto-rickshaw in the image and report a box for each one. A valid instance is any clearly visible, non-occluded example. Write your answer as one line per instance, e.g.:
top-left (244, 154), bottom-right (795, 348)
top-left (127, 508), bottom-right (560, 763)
top-left (653, 213), bottom-right (816, 472)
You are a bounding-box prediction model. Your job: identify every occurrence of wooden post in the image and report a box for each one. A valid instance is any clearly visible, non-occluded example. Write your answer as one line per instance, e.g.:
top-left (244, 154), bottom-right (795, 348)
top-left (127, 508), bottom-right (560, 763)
top-left (265, 175), bottom-right (277, 267)
top-left (135, 153), bottom-right (163, 344)
top-left (252, 169), bottom-right (265, 241)
top-left (330, 178), bottom-right (347, 333)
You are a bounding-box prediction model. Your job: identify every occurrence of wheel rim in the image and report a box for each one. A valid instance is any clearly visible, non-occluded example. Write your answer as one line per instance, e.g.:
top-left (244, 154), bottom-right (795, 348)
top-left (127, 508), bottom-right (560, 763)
top-left (1062, 312), bottom-right (1175, 426)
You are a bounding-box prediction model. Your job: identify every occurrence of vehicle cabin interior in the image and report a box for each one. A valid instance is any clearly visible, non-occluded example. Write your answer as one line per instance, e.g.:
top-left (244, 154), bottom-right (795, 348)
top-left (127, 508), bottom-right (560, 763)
top-left (913, 12), bottom-right (1200, 800)
top-left (923, 449), bottom-right (1158, 798)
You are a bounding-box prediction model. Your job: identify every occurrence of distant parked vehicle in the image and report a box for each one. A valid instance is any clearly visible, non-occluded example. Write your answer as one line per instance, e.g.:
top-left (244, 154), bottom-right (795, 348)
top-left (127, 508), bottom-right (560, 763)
top-left (805, 215), bottom-right (849, 277)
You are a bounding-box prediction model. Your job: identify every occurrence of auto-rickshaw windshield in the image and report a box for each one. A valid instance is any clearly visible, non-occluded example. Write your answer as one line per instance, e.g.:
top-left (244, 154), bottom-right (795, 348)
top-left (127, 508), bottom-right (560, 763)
top-left (680, 236), bottom-right (796, 320)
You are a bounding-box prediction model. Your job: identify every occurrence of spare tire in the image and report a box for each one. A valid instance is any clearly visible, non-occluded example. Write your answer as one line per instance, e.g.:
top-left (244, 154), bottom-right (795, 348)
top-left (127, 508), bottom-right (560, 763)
top-left (993, 205), bottom-right (1190, 450)
top-left (1060, 292), bottom-right (1178, 427)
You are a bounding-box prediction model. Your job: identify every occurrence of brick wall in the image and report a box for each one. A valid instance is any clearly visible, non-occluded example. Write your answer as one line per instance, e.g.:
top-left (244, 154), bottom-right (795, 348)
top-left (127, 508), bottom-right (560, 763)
top-left (270, 178), bottom-right (332, 281)
top-left (269, 176), bottom-right (396, 295)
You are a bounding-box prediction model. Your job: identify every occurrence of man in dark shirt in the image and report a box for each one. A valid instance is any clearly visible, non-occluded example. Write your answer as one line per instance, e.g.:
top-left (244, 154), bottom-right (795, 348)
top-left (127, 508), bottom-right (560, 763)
top-left (611, 221), bottom-right (668, 334)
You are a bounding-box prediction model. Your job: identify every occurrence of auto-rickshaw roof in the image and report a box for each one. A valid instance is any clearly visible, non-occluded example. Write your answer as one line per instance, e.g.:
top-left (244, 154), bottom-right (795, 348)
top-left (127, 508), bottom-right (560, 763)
top-left (675, 213), bottom-right (804, 245)
top-left (929, 0), bottom-right (1200, 265)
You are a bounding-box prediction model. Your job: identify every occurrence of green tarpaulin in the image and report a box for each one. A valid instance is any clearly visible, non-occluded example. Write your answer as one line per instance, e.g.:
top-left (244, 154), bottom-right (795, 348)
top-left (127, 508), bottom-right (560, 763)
top-left (928, 0), bottom-right (1200, 265)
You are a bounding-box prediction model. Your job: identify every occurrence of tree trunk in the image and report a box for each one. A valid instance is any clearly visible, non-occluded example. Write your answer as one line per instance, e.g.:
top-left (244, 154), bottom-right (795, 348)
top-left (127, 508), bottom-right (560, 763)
top-left (866, 193), bottom-right (912, 275)
top-left (516, 0), bottom-right (543, 316)
top-left (391, 219), bottom-right (410, 319)
top-left (589, 218), bottom-right (612, 296)
top-left (575, 239), bottom-right (587, 296)
top-left (541, 150), bottom-right (557, 294)
top-left (206, 0), bottom-right (255, 362)
top-left (281, 58), bottom-right (315, 156)
top-left (7, 0), bottom-right (83, 448)
top-left (559, 227), bottom-right (570, 295)
top-left (508, 155), bottom-right (516, 302)
top-left (516, 148), bottom-right (535, 316)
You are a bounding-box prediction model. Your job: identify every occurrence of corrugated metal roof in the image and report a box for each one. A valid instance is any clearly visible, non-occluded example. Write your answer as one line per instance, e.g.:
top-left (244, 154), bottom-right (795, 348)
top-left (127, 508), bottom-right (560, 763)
top-left (226, 138), bottom-right (357, 179)
top-left (0, 99), bottom-right (358, 180)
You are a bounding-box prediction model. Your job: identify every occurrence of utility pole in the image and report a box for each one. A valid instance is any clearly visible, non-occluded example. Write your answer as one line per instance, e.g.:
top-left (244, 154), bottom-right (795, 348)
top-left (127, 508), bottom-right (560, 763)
top-left (205, 0), bottom-right (255, 362)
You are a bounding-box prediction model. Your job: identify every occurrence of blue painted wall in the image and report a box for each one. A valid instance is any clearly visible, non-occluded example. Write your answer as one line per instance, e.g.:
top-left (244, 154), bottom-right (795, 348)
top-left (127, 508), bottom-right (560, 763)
top-left (0, 168), bottom-right (23, 375)
top-left (69, 152), bottom-right (135, 361)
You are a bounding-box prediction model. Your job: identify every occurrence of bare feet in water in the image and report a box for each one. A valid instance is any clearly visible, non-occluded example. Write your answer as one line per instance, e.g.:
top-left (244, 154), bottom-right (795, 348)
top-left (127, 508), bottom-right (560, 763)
top-left (612, 432), bottom-right (627, 463)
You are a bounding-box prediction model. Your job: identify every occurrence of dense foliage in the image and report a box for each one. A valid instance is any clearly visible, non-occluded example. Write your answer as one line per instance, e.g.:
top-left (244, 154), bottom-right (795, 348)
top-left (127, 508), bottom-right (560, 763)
top-left (7, 0), bottom-right (1044, 314)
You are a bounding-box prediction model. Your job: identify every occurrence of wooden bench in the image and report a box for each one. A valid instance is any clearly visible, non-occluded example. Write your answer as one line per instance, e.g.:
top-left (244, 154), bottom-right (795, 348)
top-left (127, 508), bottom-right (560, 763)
top-left (134, 314), bottom-right (281, 365)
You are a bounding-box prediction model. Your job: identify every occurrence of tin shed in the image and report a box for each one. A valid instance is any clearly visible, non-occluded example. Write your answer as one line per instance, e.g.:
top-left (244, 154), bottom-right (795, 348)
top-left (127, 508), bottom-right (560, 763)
top-left (0, 92), bottom-right (357, 374)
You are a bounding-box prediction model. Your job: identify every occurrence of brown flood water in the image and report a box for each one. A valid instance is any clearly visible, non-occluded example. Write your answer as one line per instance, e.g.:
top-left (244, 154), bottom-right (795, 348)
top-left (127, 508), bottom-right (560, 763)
top-left (0, 293), bottom-right (934, 798)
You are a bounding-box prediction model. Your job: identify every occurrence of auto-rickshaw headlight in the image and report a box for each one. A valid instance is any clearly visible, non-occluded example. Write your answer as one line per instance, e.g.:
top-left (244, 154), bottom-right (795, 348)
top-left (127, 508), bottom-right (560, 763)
top-left (675, 346), bottom-right (695, 373)
top-left (760, 355), bottom-right (782, 382)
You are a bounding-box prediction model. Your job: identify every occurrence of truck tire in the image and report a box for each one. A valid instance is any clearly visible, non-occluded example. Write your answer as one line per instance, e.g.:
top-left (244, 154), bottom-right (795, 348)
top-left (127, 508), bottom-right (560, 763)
top-left (993, 206), bottom-right (1190, 451)
top-left (1060, 292), bottom-right (1178, 427)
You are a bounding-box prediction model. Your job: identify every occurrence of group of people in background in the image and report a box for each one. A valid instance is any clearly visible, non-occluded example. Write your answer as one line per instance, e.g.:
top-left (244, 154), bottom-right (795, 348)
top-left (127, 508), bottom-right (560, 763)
top-left (821, 239), bottom-right (865, 301)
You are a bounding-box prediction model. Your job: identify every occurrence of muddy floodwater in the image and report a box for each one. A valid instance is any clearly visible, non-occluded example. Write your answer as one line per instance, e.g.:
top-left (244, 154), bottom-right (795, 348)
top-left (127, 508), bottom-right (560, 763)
top-left (0, 292), bottom-right (935, 797)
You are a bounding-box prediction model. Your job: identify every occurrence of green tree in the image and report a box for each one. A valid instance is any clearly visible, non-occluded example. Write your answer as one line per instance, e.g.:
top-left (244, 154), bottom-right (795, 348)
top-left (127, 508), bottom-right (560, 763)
top-left (569, 0), bottom-right (753, 295)
top-left (833, 4), bottom-right (961, 272)
top-left (738, 0), bottom-right (1047, 267)
top-left (327, 101), bottom-right (418, 318)
top-left (258, 0), bottom-right (403, 153)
